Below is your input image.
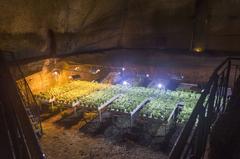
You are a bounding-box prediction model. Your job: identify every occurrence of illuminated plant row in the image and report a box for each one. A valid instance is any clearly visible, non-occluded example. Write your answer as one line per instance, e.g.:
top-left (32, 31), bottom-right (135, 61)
top-left (36, 81), bottom-right (110, 104)
top-left (140, 94), bottom-right (178, 121)
top-left (108, 87), bottom-right (162, 113)
top-left (140, 91), bottom-right (200, 122)
top-left (77, 85), bottom-right (162, 111)
top-left (35, 81), bottom-right (200, 123)
top-left (78, 86), bottom-right (123, 108)
top-left (77, 86), bottom-right (200, 122)
top-left (177, 94), bottom-right (200, 123)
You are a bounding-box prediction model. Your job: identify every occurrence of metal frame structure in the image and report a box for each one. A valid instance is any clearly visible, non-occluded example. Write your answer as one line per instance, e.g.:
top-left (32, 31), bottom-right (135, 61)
top-left (130, 98), bottom-right (151, 126)
top-left (98, 94), bottom-right (122, 122)
top-left (169, 57), bottom-right (240, 159)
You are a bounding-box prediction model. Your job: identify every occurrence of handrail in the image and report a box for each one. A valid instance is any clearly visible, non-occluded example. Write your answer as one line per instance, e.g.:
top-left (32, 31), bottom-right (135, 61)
top-left (0, 54), bottom-right (45, 159)
top-left (169, 57), bottom-right (240, 159)
top-left (11, 53), bottom-right (43, 135)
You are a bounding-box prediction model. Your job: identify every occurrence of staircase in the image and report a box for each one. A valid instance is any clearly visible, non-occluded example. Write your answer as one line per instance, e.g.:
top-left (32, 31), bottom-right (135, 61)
top-left (169, 57), bottom-right (240, 159)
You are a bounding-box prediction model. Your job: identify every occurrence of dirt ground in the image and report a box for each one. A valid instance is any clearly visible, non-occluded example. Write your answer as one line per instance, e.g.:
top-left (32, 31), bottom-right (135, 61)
top-left (40, 111), bottom-right (168, 159)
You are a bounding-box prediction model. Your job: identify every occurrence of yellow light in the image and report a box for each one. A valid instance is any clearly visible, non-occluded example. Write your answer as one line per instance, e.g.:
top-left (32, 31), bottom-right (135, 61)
top-left (53, 71), bottom-right (59, 76)
top-left (74, 67), bottom-right (80, 71)
top-left (194, 48), bottom-right (204, 53)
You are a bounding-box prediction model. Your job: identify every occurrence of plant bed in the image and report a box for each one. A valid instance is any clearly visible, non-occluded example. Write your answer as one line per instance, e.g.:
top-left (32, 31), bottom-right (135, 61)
top-left (35, 81), bottom-right (111, 108)
top-left (107, 87), bottom-right (160, 114)
top-left (35, 80), bottom-right (200, 132)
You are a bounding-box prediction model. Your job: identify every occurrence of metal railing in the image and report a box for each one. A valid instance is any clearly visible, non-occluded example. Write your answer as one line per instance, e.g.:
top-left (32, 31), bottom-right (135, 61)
top-left (10, 53), bottom-right (43, 136)
top-left (169, 57), bottom-right (240, 159)
top-left (16, 70), bottom-right (43, 132)
top-left (0, 54), bottom-right (45, 159)
top-left (16, 78), bottom-right (43, 136)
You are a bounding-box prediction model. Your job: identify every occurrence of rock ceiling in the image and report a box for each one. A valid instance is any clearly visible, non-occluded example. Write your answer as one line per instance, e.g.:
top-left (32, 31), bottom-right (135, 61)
top-left (0, 0), bottom-right (240, 60)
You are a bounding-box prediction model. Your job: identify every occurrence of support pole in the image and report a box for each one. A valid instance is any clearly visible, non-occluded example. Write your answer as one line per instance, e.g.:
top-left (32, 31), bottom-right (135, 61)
top-left (98, 94), bottom-right (122, 122)
top-left (130, 98), bottom-right (150, 127)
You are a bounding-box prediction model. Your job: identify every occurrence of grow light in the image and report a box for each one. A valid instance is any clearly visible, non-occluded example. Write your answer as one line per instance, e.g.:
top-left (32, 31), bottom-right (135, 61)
top-left (123, 81), bottom-right (129, 85)
top-left (158, 83), bottom-right (163, 88)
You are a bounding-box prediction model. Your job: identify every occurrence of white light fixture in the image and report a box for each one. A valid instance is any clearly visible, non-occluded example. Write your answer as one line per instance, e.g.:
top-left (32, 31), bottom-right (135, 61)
top-left (96, 69), bottom-right (101, 73)
top-left (157, 83), bottom-right (163, 88)
top-left (146, 74), bottom-right (150, 77)
top-left (123, 81), bottom-right (129, 85)
top-left (122, 67), bottom-right (125, 71)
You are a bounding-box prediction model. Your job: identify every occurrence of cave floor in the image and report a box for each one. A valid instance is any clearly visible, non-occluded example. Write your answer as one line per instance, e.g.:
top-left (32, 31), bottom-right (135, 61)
top-left (39, 111), bottom-right (168, 159)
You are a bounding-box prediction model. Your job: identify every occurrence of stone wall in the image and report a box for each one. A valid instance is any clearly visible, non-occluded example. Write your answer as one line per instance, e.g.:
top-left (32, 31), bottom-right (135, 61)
top-left (1, 0), bottom-right (240, 57)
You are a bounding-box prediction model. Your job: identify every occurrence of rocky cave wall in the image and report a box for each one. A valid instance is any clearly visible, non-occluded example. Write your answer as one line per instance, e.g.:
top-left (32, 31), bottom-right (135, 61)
top-left (0, 0), bottom-right (240, 59)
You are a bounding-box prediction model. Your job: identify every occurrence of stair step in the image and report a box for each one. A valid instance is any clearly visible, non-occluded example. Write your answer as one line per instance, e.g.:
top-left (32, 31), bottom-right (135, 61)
top-left (24, 106), bottom-right (42, 137)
